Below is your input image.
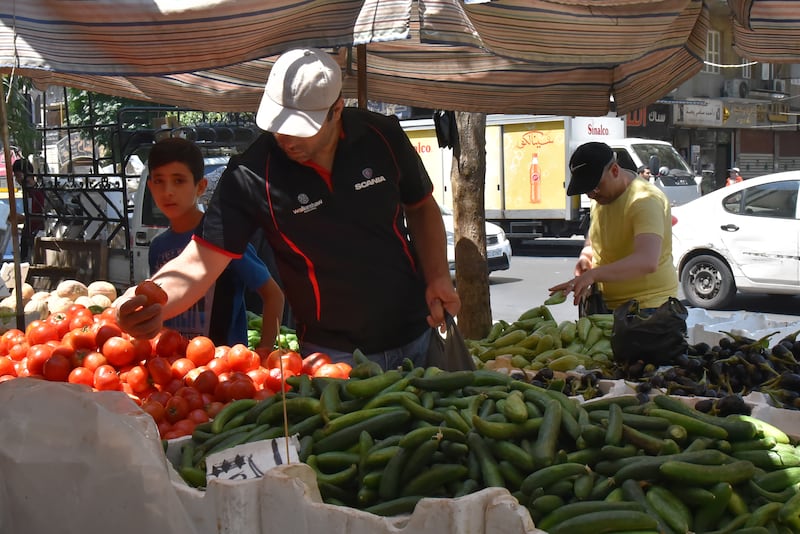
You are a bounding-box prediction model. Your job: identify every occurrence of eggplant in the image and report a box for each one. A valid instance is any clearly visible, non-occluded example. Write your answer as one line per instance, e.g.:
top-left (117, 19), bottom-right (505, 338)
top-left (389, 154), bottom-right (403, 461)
top-left (777, 373), bottom-right (800, 392)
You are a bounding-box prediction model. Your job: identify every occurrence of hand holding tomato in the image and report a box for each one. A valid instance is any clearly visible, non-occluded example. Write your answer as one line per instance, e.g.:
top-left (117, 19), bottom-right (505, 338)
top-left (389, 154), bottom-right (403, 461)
top-left (135, 280), bottom-right (168, 305)
top-left (116, 281), bottom-right (169, 340)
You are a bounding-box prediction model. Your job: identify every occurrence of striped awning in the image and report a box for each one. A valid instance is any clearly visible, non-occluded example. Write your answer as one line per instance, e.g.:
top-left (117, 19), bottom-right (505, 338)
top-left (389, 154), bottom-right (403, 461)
top-left (0, 0), bottom-right (712, 116)
top-left (729, 0), bottom-right (800, 63)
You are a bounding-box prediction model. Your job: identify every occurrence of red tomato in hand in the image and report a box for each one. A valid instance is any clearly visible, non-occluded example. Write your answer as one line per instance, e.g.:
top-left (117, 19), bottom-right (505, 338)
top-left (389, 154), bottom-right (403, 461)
top-left (102, 336), bottom-right (137, 368)
top-left (135, 280), bottom-right (168, 305)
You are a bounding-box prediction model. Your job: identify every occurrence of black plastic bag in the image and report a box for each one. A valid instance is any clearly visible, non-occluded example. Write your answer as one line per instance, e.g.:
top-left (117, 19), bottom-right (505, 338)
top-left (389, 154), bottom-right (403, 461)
top-left (426, 312), bottom-right (476, 371)
top-left (611, 297), bottom-right (688, 366)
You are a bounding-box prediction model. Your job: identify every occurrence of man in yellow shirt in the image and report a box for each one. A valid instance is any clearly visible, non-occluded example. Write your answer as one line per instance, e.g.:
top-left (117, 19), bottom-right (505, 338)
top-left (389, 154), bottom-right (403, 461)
top-left (549, 142), bottom-right (677, 314)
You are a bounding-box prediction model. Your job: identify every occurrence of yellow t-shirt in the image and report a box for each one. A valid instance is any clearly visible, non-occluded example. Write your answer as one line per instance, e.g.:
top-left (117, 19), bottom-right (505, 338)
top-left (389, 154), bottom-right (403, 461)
top-left (589, 178), bottom-right (677, 309)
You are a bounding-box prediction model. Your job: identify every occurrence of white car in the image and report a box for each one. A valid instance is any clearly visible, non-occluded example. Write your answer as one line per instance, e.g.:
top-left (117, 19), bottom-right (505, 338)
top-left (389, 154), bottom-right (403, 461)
top-left (441, 206), bottom-right (512, 275)
top-left (672, 170), bottom-right (800, 309)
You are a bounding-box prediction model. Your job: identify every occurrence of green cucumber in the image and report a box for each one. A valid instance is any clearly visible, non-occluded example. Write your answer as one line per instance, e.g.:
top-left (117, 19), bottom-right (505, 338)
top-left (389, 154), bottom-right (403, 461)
top-left (646, 485), bottom-right (692, 534)
top-left (345, 369), bottom-right (403, 398)
top-left (313, 409), bottom-right (411, 454)
top-left (547, 510), bottom-right (657, 534)
top-left (519, 462), bottom-right (588, 495)
top-left (401, 463), bottom-right (468, 497)
top-left (399, 425), bottom-right (466, 449)
top-left (471, 415), bottom-right (541, 440)
top-left (466, 431), bottom-right (504, 488)
top-left (409, 370), bottom-right (475, 391)
top-left (659, 459), bottom-right (756, 485)
top-left (538, 501), bottom-right (643, 532)
top-left (211, 398), bottom-right (258, 434)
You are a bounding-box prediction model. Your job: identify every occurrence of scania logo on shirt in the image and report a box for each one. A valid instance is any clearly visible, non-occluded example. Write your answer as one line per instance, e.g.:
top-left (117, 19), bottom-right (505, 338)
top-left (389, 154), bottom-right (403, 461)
top-left (355, 169), bottom-right (387, 191)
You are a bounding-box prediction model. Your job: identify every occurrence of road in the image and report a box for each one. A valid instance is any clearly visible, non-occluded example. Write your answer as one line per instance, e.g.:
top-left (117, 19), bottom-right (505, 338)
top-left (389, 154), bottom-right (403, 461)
top-left (487, 238), bottom-right (800, 326)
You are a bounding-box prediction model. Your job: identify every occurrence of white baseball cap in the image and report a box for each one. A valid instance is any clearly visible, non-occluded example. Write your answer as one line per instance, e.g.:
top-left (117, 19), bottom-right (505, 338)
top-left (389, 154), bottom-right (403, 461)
top-left (256, 48), bottom-right (342, 137)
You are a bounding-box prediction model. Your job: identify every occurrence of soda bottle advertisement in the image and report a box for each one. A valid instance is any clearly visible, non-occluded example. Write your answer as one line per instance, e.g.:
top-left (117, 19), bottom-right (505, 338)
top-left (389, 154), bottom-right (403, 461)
top-left (503, 121), bottom-right (565, 210)
top-left (529, 153), bottom-right (541, 203)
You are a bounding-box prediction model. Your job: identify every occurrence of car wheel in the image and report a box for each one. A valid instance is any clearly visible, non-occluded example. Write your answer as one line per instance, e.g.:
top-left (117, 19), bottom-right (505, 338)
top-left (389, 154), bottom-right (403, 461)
top-left (681, 254), bottom-right (735, 309)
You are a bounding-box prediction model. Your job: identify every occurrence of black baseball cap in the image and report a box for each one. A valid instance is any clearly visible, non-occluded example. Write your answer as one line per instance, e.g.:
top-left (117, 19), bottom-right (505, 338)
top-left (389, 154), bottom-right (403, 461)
top-left (567, 142), bottom-right (615, 196)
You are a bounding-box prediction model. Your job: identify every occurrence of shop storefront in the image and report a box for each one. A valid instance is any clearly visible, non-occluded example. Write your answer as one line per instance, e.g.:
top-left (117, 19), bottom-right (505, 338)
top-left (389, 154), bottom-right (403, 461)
top-left (671, 98), bottom-right (800, 191)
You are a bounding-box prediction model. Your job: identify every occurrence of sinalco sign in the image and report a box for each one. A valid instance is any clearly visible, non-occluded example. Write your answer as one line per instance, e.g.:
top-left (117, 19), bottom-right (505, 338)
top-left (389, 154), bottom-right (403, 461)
top-left (569, 116), bottom-right (626, 144)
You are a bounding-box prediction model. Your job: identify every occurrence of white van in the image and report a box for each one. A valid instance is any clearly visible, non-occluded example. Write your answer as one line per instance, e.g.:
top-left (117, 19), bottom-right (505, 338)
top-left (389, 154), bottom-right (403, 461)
top-left (608, 138), bottom-right (701, 206)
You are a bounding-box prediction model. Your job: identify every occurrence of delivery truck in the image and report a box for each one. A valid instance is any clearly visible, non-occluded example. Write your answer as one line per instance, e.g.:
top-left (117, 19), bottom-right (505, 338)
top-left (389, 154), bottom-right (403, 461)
top-left (402, 114), bottom-right (700, 242)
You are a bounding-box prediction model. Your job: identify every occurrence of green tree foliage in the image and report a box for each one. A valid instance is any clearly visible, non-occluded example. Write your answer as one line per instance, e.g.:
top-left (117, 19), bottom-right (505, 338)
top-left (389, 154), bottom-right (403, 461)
top-left (2, 75), bottom-right (37, 156)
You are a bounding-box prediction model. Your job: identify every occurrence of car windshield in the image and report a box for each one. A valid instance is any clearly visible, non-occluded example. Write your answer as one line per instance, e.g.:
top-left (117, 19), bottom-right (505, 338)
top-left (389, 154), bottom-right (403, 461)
top-left (630, 143), bottom-right (692, 174)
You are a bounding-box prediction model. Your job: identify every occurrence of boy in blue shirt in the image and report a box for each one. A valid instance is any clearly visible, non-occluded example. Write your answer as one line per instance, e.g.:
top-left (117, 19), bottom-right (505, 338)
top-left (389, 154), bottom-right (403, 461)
top-left (146, 137), bottom-right (284, 349)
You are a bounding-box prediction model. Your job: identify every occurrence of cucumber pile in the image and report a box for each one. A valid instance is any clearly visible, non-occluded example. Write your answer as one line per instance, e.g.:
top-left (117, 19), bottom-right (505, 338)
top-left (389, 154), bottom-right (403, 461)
top-left (175, 357), bottom-right (800, 531)
top-left (466, 305), bottom-right (615, 373)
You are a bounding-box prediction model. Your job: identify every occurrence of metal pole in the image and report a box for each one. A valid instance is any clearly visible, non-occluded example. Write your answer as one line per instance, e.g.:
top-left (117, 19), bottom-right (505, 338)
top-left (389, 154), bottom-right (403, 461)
top-left (0, 75), bottom-right (26, 330)
top-left (357, 44), bottom-right (367, 110)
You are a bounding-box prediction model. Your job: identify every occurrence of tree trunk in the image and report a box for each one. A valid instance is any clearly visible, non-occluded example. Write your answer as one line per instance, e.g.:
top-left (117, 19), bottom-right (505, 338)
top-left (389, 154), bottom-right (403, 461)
top-left (451, 111), bottom-right (492, 339)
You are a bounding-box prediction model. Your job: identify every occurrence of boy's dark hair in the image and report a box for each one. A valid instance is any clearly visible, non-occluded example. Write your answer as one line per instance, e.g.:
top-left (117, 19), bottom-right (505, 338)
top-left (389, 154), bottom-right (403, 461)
top-left (147, 137), bottom-right (204, 182)
top-left (12, 158), bottom-right (34, 174)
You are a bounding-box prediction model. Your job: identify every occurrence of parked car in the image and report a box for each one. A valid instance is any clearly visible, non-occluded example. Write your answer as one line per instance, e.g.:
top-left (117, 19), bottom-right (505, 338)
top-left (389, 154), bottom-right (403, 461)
top-left (441, 206), bottom-right (512, 276)
top-left (672, 170), bottom-right (800, 309)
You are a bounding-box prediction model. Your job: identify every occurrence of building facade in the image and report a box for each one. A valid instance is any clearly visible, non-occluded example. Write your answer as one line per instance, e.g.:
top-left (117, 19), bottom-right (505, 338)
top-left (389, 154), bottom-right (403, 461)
top-left (625, 1), bottom-right (800, 192)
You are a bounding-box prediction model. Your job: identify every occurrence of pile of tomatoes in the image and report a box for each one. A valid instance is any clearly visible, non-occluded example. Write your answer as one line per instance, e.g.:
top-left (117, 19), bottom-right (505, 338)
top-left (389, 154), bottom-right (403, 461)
top-left (0, 302), bottom-right (351, 440)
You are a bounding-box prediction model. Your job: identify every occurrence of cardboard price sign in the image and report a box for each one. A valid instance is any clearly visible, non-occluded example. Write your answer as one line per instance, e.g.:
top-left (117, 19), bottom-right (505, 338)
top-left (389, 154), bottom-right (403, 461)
top-left (205, 435), bottom-right (300, 482)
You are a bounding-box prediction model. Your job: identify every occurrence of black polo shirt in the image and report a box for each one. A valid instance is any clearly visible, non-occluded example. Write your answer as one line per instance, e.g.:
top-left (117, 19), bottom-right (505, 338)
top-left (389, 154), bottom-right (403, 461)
top-left (197, 108), bottom-right (433, 353)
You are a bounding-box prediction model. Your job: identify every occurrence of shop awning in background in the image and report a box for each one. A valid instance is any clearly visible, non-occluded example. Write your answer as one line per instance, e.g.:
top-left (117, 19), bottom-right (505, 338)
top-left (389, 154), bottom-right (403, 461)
top-left (729, 0), bottom-right (800, 63)
top-left (1, 0), bottom-right (711, 116)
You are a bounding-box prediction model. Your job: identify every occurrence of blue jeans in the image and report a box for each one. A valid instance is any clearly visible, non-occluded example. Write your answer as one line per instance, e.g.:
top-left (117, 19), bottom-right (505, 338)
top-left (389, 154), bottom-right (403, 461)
top-left (301, 329), bottom-right (432, 370)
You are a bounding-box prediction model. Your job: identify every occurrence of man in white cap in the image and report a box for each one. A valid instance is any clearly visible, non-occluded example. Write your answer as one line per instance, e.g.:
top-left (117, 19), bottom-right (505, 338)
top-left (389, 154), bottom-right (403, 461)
top-left (116, 48), bottom-right (460, 369)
